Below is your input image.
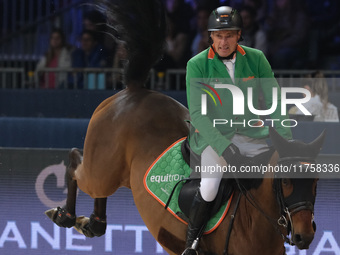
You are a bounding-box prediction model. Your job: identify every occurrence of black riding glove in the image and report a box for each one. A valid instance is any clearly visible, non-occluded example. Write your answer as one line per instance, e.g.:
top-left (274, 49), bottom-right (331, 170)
top-left (222, 143), bottom-right (245, 167)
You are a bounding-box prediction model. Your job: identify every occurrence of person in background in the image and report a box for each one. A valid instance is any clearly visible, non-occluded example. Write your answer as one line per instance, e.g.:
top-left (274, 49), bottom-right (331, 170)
top-left (265, 0), bottom-right (309, 69)
top-left (239, 5), bottom-right (267, 55)
top-left (290, 72), bottom-right (339, 122)
top-left (190, 6), bottom-right (211, 56)
top-left (82, 10), bottom-right (116, 57)
top-left (156, 0), bottom-right (193, 69)
top-left (70, 30), bottom-right (108, 89)
top-left (307, 0), bottom-right (340, 70)
top-left (165, 14), bottom-right (190, 68)
top-left (153, 13), bottom-right (191, 89)
top-left (35, 28), bottom-right (73, 89)
top-left (243, 0), bottom-right (267, 25)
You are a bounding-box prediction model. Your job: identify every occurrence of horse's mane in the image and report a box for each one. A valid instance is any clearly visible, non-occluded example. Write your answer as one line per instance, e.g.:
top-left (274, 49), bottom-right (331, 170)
top-left (95, 0), bottom-right (167, 87)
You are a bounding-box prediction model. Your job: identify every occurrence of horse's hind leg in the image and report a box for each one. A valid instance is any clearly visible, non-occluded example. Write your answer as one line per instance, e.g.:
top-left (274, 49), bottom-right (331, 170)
top-left (74, 198), bottom-right (108, 238)
top-left (45, 148), bottom-right (81, 228)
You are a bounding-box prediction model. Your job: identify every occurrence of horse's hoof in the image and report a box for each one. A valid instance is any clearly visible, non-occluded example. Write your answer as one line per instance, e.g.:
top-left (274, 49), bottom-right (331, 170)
top-left (45, 207), bottom-right (76, 228)
top-left (74, 216), bottom-right (95, 237)
top-left (73, 214), bottom-right (107, 238)
top-left (73, 216), bottom-right (89, 235)
top-left (45, 208), bottom-right (57, 220)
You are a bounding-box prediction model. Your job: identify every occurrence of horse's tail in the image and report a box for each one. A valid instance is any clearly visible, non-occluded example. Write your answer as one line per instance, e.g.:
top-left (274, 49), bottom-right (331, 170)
top-left (96, 0), bottom-right (166, 88)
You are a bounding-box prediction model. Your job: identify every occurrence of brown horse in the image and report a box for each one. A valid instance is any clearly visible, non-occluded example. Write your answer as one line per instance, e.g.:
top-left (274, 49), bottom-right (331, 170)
top-left (45, 1), bottom-right (325, 254)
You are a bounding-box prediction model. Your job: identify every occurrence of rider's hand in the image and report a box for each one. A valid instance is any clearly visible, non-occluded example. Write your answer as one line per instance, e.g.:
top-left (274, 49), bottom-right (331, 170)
top-left (222, 143), bottom-right (245, 166)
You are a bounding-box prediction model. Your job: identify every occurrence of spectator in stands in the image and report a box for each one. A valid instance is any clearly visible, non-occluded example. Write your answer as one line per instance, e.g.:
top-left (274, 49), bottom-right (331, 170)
top-left (157, 0), bottom-right (193, 69)
top-left (82, 10), bottom-right (115, 67)
top-left (305, 0), bottom-right (340, 69)
top-left (70, 30), bottom-right (108, 89)
top-left (190, 6), bottom-right (211, 56)
top-left (166, 14), bottom-right (190, 68)
top-left (243, 0), bottom-right (267, 25)
top-left (35, 28), bottom-right (73, 89)
top-left (318, 19), bottom-right (340, 70)
top-left (239, 6), bottom-right (267, 55)
top-left (223, 0), bottom-right (243, 9)
top-left (166, 0), bottom-right (193, 35)
top-left (265, 0), bottom-right (309, 69)
top-left (83, 10), bottom-right (106, 32)
top-left (190, 0), bottom-right (220, 11)
top-left (290, 72), bottom-right (339, 122)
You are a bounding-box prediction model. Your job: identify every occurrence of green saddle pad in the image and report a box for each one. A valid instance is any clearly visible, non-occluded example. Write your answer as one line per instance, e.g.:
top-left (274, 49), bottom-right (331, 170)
top-left (143, 137), bottom-right (232, 234)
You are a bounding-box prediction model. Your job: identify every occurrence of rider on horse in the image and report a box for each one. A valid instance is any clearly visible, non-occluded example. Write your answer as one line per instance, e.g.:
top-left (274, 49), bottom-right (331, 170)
top-left (182, 6), bottom-right (293, 255)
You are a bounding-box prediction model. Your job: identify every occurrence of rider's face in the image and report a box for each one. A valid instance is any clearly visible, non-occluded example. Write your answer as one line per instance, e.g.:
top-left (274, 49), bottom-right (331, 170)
top-left (210, 30), bottom-right (241, 58)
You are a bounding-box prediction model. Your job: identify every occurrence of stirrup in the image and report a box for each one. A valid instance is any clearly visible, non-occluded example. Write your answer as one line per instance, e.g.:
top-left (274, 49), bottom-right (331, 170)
top-left (182, 238), bottom-right (199, 255)
top-left (181, 247), bottom-right (198, 255)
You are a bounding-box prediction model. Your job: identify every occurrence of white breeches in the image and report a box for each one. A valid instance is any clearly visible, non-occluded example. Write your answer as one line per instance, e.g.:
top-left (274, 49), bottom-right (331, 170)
top-left (199, 134), bottom-right (269, 202)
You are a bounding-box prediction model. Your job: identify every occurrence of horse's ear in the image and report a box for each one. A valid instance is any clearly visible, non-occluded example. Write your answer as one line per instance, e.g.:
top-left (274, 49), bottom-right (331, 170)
top-left (269, 126), bottom-right (289, 150)
top-left (308, 129), bottom-right (326, 157)
top-left (269, 126), bottom-right (327, 159)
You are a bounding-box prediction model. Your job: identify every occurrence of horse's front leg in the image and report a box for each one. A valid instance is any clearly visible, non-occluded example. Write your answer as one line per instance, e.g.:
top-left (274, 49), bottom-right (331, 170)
top-left (45, 148), bottom-right (81, 227)
top-left (73, 197), bottom-right (108, 238)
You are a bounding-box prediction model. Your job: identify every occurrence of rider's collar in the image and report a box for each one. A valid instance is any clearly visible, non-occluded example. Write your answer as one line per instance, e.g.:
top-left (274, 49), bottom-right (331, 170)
top-left (208, 44), bottom-right (246, 60)
top-left (211, 45), bottom-right (236, 60)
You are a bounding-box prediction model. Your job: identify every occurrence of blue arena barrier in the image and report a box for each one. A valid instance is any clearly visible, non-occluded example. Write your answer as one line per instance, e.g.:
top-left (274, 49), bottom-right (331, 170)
top-left (0, 117), bottom-right (339, 154)
top-left (0, 89), bottom-right (188, 118)
top-left (0, 117), bottom-right (89, 148)
top-left (0, 89), bottom-right (117, 118)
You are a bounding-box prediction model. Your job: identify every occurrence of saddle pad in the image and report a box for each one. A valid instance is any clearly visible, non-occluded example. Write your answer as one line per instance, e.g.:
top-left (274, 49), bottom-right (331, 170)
top-left (143, 137), bottom-right (233, 234)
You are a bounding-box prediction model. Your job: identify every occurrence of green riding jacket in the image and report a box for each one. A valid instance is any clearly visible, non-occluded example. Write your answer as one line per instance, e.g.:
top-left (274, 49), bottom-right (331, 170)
top-left (186, 45), bottom-right (293, 156)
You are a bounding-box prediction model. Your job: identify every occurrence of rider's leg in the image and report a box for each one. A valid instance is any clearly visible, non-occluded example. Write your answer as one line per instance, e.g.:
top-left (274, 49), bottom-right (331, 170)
top-left (200, 145), bottom-right (226, 201)
top-left (182, 146), bottom-right (226, 254)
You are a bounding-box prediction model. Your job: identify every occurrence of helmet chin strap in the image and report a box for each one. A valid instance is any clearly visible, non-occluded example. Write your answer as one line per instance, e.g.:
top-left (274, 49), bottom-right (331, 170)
top-left (211, 44), bottom-right (236, 60)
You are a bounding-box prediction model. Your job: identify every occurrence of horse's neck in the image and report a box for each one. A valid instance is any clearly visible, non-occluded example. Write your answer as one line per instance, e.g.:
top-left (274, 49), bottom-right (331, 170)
top-left (236, 177), bottom-right (286, 254)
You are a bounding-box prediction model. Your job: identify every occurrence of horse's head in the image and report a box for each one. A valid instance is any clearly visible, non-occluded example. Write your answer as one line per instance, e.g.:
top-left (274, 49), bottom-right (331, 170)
top-left (269, 127), bottom-right (326, 249)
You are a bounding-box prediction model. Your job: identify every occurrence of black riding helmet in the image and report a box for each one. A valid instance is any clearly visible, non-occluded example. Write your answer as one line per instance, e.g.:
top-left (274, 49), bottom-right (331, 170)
top-left (207, 6), bottom-right (243, 59)
top-left (208, 6), bottom-right (243, 44)
top-left (208, 6), bottom-right (243, 31)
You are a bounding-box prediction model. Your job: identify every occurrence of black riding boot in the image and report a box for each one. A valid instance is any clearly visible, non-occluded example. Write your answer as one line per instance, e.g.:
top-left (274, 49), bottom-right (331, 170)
top-left (181, 190), bottom-right (213, 255)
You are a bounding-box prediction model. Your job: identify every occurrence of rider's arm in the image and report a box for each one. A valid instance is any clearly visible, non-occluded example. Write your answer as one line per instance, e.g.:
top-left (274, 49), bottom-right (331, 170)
top-left (186, 57), bottom-right (232, 156)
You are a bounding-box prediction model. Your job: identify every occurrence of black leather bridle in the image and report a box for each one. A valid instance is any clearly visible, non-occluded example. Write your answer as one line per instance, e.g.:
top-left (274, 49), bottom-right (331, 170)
top-left (223, 157), bottom-right (318, 254)
top-left (274, 157), bottom-right (317, 244)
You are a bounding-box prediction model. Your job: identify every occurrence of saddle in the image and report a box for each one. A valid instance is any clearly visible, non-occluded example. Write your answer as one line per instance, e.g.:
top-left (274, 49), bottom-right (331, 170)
top-left (178, 138), bottom-right (275, 220)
